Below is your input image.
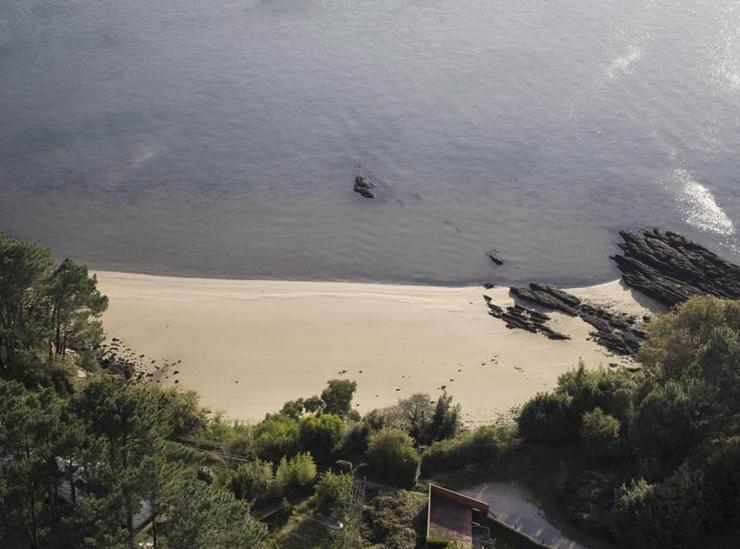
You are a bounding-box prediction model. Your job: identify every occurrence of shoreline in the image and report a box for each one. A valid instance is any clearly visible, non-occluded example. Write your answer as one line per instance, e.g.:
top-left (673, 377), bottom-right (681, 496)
top-left (95, 271), bottom-right (661, 423)
top-left (83, 262), bottom-right (626, 291)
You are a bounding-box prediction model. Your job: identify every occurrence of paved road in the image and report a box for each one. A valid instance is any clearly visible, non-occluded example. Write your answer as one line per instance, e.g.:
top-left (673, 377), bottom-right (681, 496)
top-left (462, 482), bottom-right (588, 549)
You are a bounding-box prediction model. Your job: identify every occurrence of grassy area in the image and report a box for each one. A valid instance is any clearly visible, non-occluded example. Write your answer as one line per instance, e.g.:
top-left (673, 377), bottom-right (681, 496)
top-left (264, 497), bottom-right (334, 549)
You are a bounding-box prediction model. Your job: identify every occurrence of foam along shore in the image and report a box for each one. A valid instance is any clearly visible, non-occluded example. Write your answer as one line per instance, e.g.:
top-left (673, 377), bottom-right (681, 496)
top-left (95, 272), bottom-right (662, 424)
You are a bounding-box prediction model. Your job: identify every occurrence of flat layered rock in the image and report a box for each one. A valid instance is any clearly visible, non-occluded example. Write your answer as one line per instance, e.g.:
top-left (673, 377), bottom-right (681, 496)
top-left (484, 295), bottom-right (571, 341)
top-left (492, 283), bottom-right (646, 356)
top-left (612, 229), bottom-right (740, 306)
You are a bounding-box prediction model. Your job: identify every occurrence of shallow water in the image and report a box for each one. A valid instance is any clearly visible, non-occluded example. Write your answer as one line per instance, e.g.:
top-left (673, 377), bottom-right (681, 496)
top-left (1, 0), bottom-right (738, 284)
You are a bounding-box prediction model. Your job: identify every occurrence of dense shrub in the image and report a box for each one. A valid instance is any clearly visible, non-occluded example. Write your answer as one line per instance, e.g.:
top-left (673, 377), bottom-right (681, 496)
top-left (299, 413), bottom-right (344, 463)
top-left (580, 408), bottom-right (620, 459)
top-left (275, 452), bottom-right (317, 491)
top-left (366, 428), bottom-right (420, 488)
top-left (556, 364), bottom-right (639, 424)
top-left (517, 391), bottom-right (574, 444)
top-left (611, 467), bottom-right (707, 549)
top-left (314, 471), bottom-right (352, 516)
top-left (230, 459), bottom-right (274, 502)
top-left (153, 388), bottom-right (208, 438)
top-left (333, 459), bottom-right (354, 474)
top-left (700, 438), bottom-right (740, 530)
top-left (364, 490), bottom-right (425, 549)
top-left (280, 398), bottom-right (305, 419)
top-left (426, 538), bottom-right (462, 548)
top-left (321, 379), bottom-right (357, 416)
top-left (253, 414), bottom-right (300, 462)
top-left (629, 381), bottom-right (697, 461)
top-left (375, 392), bottom-right (461, 445)
top-left (639, 296), bottom-right (740, 380)
top-left (421, 425), bottom-right (515, 475)
top-left (339, 420), bottom-right (371, 457)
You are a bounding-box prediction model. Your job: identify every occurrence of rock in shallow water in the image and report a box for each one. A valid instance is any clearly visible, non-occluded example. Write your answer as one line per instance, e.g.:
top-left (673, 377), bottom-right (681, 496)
top-left (353, 176), bottom-right (376, 199)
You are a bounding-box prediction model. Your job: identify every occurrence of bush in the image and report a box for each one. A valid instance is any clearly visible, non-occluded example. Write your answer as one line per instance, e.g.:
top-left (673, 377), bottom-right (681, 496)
top-left (231, 459), bottom-right (274, 502)
top-left (517, 392), bottom-right (574, 444)
top-left (280, 399), bottom-right (304, 419)
top-left (628, 381), bottom-right (697, 461)
top-left (556, 364), bottom-right (639, 424)
top-left (339, 420), bottom-right (371, 457)
top-left (275, 452), bottom-right (317, 491)
top-left (365, 490), bottom-right (425, 549)
top-left (299, 413), bottom-right (344, 464)
top-left (314, 471), bottom-right (352, 516)
top-left (421, 425), bottom-right (514, 475)
top-left (639, 296), bottom-right (740, 381)
top-left (333, 459), bottom-right (353, 474)
top-left (426, 538), bottom-right (462, 548)
top-left (321, 379), bottom-right (357, 416)
top-left (253, 414), bottom-right (300, 462)
top-left (702, 438), bottom-right (740, 529)
top-left (366, 428), bottom-right (420, 488)
top-left (611, 467), bottom-right (707, 549)
top-left (580, 408), bottom-right (620, 459)
top-left (154, 388), bottom-right (207, 438)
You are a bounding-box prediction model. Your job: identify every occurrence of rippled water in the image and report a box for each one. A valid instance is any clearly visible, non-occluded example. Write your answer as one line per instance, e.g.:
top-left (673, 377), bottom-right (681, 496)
top-left (1, 0), bottom-right (737, 284)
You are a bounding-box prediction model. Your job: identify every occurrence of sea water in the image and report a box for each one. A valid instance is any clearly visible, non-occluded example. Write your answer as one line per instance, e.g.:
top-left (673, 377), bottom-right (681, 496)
top-left (1, 0), bottom-right (737, 284)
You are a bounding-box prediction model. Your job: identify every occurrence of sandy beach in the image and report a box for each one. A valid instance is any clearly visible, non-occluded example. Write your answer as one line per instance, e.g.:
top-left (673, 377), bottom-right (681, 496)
top-left (96, 272), bottom-right (661, 424)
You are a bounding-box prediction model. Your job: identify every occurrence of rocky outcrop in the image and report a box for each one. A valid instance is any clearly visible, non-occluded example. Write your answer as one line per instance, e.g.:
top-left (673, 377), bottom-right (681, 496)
top-left (484, 295), bottom-right (571, 340)
top-left (353, 176), bottom-right (376, 199)
top-left (497, 283), bottom-right (646, 356)
top-left (510, 283), bottom-right (580, 315)
top-left (612, 229), bottom-right (740, 307)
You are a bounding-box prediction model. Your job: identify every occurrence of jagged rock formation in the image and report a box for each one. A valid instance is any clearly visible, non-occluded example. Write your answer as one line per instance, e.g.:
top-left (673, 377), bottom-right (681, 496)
top-left (100, 338), bottom-right (181, 384)
top-left (353, 176), bottom-right (376, 199)
top-left (484, 295), bottom-right (571, 340)
top-left (612, 229), bottom-right (740, 306)
top-left (511, 283), bottom-right (580, 315)
top-left (491, 283), bottom-right (646, 356)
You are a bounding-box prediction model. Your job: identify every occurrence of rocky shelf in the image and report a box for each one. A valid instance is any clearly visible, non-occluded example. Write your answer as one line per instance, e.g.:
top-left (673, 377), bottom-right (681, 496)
top-left (489, 283), bottom-right (646, 356)
top-left (482, 229), bottom-right (739, 357)
top-left (484, 295), bottom-right (571, 341)
top-left (612, 229), bottom-right (740, 307)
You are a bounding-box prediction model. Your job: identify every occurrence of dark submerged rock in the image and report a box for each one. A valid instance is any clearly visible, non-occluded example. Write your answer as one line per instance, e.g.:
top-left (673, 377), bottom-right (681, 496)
top-left (487, 252), bottom-right (504, 266)
top-left (353, 176), bottom-right (376, 199)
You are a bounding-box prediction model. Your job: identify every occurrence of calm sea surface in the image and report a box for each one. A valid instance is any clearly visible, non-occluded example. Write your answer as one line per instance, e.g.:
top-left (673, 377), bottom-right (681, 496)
top-left (1, 0), bottom-right (738, 285)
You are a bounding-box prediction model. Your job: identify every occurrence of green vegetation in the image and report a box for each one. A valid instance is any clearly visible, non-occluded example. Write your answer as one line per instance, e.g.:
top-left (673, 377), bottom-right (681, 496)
top-left (0, 233), bottom-right (737, 548)
top-left (421, 425), bottom-right (514, 475)
top-left (365, 428), bottom-right (420, 488)
top-left (514, 296), bottom-right (740, 548)
top-left (275, 452), bottom-right (318, 491)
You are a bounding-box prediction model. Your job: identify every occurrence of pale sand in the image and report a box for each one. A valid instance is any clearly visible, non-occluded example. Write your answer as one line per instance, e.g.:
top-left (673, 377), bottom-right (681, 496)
top-left (95, 272), bottom-right (661, 424)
